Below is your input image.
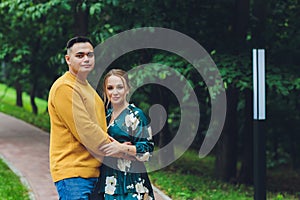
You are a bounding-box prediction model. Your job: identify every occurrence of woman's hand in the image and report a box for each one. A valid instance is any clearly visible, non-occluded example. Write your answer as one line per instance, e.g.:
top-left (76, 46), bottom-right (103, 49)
top-left (99, 139), bottom-right (123, 156)
top-left (99, 137), bottom-right (135, 159)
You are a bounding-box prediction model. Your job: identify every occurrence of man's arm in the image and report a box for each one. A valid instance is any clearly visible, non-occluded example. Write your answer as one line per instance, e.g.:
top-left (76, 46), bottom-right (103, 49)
top-left (54, 84), bottom-right (110, 157)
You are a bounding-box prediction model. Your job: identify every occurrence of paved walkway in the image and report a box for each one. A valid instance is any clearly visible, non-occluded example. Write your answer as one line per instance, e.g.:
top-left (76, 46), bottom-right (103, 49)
top-left (0, 112), bottom-right (171, 200)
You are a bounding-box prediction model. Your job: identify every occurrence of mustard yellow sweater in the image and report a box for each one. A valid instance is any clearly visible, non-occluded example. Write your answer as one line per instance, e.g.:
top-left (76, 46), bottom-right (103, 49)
top-left (48, 71), bottom-right (110, 182)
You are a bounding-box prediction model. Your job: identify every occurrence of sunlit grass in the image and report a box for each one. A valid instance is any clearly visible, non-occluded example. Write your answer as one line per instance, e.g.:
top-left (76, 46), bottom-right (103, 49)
top-left (0, 159), bottom-right (30, 199)
top-left (0, 83), bottom-right (48, 114)
top-left (0, 83), bottom-right (50, 132)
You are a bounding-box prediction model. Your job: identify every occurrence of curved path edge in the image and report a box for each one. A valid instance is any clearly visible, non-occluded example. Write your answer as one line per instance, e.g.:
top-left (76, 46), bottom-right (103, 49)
top-left (0, 154), bottom-right (36, 200)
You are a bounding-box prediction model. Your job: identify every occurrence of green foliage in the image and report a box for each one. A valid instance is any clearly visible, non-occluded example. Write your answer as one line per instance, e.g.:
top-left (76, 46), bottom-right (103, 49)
top-left (0, 0), bottom-right (73, 100)
top-left (0, 0), bottom-right (298, 97)
top-left (275, 194), bottom-right (284, 200)
top-left (212, 53), bottom-right (251, 90)
top-left (0, 0), bottom-right (299, 98)
top-left (0, 159), bottom-right (30, 199)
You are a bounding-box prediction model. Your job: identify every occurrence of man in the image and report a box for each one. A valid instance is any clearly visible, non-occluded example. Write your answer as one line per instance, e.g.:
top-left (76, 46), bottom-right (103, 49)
top-left (48, 36), bottom-right (111, 199)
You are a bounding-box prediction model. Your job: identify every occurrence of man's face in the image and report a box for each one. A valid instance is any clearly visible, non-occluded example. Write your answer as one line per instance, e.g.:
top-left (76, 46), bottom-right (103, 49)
top-left (65, 42), bottom-right (95, 76)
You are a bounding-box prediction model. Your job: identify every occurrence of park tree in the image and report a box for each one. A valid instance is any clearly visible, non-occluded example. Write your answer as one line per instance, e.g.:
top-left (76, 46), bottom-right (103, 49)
top-left (0, 1), bottom-right (31, 107)
top-left (0, 0), bottom-right (73, 113)
top-left (213, 0), bottom-right (300, 183)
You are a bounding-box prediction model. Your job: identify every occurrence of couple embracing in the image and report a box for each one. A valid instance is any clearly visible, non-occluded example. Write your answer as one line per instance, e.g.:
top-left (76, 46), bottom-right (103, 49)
top-left (48, 36), bottom-right (155, 200)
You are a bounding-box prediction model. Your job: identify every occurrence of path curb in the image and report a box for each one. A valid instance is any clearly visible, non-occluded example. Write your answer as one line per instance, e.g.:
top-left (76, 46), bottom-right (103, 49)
top-left (0, 155), bottom-right (35, 200)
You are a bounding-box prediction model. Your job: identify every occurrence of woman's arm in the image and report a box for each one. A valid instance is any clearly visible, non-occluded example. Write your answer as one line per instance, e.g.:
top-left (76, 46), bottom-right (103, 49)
top-left (127, 107), bottom-right (154, 161)
top-left (100, 106), bottom-right (154, 161)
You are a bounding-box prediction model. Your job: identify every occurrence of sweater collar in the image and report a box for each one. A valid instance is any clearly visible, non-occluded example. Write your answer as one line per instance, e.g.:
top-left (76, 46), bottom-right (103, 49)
top-left (65, 71), bottom-right (88, 85)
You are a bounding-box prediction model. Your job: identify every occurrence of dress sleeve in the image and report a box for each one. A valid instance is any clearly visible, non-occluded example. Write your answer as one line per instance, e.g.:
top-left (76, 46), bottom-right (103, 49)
top-left (126, 107), bottom-right (154, 161)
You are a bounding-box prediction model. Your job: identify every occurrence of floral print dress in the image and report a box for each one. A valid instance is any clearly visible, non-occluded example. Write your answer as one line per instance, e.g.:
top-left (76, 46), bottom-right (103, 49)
top-left (99, 104), bottom-right (155, 200)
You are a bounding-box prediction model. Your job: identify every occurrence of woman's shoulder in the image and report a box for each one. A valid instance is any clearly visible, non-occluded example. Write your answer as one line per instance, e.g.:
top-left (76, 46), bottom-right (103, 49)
top-left (128, 104), bottom-right (148, 121)
top-left (128, 103), bottom-right (144, 115)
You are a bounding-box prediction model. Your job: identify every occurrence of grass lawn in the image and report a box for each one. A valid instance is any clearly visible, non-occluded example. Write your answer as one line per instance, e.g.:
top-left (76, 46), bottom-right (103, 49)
top-left (0, 84), bottom-right (50, 132)
top-left (0, 159), bottom-right (30, 199)
top-left (148, 151), bottom-right (255, 200)
top-left (0, 83), bottom-right (299, 200)
top-left (148, 150), bottom-right (299, 200)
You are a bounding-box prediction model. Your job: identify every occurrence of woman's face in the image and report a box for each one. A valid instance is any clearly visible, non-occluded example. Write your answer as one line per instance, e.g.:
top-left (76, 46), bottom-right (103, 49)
top-left (105, 75), bottom-right (128, 106)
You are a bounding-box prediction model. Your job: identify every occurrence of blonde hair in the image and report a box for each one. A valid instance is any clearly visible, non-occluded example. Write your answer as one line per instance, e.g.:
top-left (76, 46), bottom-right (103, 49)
top-left (102, 69), bottom-right (130, 109)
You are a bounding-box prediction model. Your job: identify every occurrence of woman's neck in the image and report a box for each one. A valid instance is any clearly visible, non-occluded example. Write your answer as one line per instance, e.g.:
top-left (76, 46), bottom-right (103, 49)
top-left (110, 102), bottom-right (129, 123)
top-left (112, 102), bottom-right (129, 113)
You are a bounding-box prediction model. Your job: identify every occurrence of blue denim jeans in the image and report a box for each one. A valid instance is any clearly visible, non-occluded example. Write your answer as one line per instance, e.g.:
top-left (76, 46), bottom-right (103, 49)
top-left (55, 177), bottom-right (98, 200)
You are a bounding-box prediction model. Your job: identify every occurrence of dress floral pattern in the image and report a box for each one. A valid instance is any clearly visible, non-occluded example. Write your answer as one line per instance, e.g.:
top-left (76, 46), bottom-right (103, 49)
top-left (99, 104), bottom-right (155, 200)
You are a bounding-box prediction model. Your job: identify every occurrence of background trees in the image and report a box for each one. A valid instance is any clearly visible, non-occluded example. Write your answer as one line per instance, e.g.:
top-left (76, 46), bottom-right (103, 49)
top-left (0, 0), bottom-right (299, 187)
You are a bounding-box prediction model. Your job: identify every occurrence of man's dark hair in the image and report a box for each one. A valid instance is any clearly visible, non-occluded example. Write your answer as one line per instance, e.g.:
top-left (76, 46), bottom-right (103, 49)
top-left (66, 36), bottom-right (94, 50)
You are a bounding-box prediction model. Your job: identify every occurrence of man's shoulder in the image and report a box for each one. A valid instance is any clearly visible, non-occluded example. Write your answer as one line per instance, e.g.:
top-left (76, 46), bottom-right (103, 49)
top-left (50, 72), bottom-right (75, 90)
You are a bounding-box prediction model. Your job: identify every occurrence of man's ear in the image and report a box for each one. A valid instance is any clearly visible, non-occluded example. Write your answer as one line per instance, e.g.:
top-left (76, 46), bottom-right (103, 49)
top-left (65, 54), bottom-right (70, 65)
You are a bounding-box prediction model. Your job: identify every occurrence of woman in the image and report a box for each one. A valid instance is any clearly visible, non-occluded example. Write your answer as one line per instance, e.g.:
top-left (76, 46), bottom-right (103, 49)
top-left (98, 69), bottom-right (155, 200)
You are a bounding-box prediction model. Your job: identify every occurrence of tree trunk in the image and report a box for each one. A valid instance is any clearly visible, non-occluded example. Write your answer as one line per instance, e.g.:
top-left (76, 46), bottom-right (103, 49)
top-left (290, 129), bottom-right (300, 170)
top-left (252, 0), bottom-right (267, 47)
top-left (30, 83), bottom-right (38, 115)
top-left (158, 104), bottom-right (174, 166)
top-left (238, 89), bottom-right (253, 184)
top-left (74, 0), bottom-right (89, 36)
top-left (149, 85), bottom-right (175, 166)
top-left (233, 0), bottom-right (250, 44)
top-left (290, 95), bottom-right (300, 169)
top-left (15, 81), bottom-right (23, 107)
top-left (215, 86), bottom-right (239, 182)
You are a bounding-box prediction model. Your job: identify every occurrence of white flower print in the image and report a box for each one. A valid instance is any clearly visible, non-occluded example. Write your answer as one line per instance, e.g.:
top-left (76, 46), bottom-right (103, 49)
top-left (133, 193), bottom-right (152, 200)
top-left (136, 152), bottom-right (151, 162)
top-left (105, 176), bottom-right (117, 195)
top-left (126, 184), bottom-right (134, 190)
top-left (134, 181), bottom-right (151, 200)
top-left (117, 158), bottom-right (131, 172)
top-left (147, 126), bottom-right (153, 140)
top-left (144, 186), bottom-right (149, 194)
top-left (125, 113), bottom-right (139, 131)
top-left (135, 182), bottom-right (146, 194)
